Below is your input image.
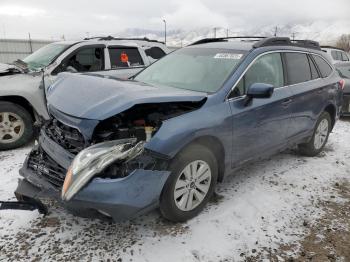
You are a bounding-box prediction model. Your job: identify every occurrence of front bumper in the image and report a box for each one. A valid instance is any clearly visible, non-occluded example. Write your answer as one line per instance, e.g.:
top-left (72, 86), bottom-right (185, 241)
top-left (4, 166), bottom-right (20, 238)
top-left (16, 132), bottom-right (171, 222)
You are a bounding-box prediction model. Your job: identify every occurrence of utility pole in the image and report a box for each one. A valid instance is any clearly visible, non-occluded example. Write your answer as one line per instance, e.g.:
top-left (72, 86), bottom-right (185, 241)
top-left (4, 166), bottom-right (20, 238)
top-left (163, 19), bottom-right (167, 45)
top-left (291, 32), bottom-right (297, 41)
top-left (226, 28), bottom-right (229, 37)
top-left (274, 26), bottom-right (278, 37)
top-left (214, 27), bottom-right (219, 38)
top-left (28, 32), bottom-right (33, 54)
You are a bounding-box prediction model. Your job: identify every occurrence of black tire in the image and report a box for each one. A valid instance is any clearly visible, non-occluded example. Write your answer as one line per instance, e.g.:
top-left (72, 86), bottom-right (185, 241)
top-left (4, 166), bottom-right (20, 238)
top-left (0, 101), bottom-right (33, 150)
top-left (160, 144), bottom-right (218, 222)
top-left (298, 111), bottom-right (331, 157)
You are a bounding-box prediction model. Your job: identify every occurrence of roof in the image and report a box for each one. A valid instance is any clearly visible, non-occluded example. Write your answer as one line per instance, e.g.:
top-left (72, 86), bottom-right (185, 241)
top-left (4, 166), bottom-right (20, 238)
top-left (188, 37), bottom-right (321, 52)
top-left (53, 37), bottom-right (166, 48)
top-left (186, 41), bottom-right (256, 51)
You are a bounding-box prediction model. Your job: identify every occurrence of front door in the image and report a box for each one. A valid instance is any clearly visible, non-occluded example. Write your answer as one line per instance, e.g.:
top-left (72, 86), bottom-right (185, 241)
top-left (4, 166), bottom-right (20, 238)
top-left (227, 52), bottom-right (293, 167)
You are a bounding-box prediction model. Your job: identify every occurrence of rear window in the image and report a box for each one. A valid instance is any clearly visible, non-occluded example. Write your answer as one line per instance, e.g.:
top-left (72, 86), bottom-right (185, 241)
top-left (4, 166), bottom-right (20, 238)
top-left (145, 47), bottom-right (166, 60)
top-left (285, 53), bottom-right (312, 85)
top-left (312, 55), bottom-right (333, 78)
top-left (108, 47), bottom-right (144, 68)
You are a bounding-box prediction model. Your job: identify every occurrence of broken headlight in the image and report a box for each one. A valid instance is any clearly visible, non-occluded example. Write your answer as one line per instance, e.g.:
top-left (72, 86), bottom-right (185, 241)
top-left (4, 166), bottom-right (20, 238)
top-left (61, 138), bottom-right (145, 201)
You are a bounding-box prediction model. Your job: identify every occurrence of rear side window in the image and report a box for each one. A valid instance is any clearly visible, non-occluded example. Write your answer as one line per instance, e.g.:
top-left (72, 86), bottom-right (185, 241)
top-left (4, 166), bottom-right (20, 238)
top-left (308, 56), bottom-right (319, 79)
top-left (285, 53), bottom-right (312, 85)
top-left (331, 50), bottom-right (340, 61)
top-left (108, 47), bottom-right (144, 68)
top-left (341, 52), bottom-right (349, 61)
top-left (145, 47), bottom-right (166, 60)
top-left (312, 55), bottom-right (333, 78)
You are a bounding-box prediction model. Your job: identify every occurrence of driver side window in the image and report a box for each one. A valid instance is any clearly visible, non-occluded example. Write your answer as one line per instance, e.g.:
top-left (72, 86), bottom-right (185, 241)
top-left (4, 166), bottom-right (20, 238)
top-left (232, 53), bottom-right (284, 97)
top-left (53, 47), bottom-right (104, 75)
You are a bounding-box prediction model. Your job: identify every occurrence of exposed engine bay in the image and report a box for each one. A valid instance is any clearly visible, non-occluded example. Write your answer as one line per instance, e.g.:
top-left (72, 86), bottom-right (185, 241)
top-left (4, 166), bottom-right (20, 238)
top-left (92, 101), bottom-right (205, 144)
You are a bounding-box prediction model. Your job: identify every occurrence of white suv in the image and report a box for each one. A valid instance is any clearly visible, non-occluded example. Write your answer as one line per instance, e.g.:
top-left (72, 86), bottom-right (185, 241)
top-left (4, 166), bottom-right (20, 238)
top-left (322, 46), bottom-right (350, 64)
top-left (0, 37), bottom-right (169, 150)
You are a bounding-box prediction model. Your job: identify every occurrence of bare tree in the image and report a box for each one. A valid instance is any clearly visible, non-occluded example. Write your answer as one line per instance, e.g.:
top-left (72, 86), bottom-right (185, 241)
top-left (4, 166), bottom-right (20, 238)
top-left (336, 34), bottom-right (350, 52)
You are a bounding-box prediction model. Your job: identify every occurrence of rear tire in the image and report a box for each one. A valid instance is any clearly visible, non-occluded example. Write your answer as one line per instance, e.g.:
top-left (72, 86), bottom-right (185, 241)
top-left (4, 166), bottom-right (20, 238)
top-left (298, 111), bottom-right (331, 157)
top-left (160, 144), bottom-right (218, 222)
top-left (0, 102), bottom-right (33, 150)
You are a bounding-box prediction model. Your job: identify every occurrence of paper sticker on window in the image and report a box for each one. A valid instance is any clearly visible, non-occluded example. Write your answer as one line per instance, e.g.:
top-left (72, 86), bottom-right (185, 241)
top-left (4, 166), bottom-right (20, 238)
top-left (121, 52), bottom-right (129, 63)
top-left (214, 53), bottom-right (243, 59)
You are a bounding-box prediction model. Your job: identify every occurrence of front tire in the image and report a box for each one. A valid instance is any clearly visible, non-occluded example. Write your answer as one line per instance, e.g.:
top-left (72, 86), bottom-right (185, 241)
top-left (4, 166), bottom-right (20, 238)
top-left (0, 102), bottom-right (33, 150)
top-left (160, 144), bottom-right (218, 222)
top-left (298, 111), bottom-right (331, 156)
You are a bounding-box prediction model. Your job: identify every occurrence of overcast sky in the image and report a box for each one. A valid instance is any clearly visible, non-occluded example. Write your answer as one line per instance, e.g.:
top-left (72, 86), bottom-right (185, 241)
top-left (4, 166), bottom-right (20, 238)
top-left (0, 0), bottom-right (349, 40)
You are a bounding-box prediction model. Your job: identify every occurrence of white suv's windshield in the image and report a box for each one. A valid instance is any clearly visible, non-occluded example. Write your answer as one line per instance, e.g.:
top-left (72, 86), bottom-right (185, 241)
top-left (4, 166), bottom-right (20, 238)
top-left (135, 47), bottom-right (245, 92)
top-left (23, 43), bottom-right (72, 71)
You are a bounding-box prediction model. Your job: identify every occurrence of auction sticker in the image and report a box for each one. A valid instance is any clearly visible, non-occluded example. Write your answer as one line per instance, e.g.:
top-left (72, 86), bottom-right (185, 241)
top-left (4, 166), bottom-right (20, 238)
top-left (214, 53), bottom-right (243, 59)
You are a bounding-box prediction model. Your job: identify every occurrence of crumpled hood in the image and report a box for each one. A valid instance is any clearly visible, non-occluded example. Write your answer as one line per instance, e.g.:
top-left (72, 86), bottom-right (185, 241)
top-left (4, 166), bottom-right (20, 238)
top-left (47, 73), bottom-right (207, 120)
top-left (0, 63), bottom-right (21, 75)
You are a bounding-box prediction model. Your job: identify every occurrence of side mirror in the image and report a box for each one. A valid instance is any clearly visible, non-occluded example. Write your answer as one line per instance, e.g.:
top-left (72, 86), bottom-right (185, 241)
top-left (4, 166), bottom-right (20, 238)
top-left (247, 83), bottom-right (274, 99)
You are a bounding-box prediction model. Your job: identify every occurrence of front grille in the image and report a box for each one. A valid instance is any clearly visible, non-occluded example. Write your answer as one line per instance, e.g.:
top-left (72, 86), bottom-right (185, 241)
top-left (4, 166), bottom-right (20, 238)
top-left (27, 148), bottom-right (67, 189)
top-left (44, 119), bottom-right (85, 155)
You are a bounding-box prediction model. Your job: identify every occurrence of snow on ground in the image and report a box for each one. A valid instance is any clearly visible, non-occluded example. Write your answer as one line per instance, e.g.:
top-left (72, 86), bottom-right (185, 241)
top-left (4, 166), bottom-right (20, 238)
top-left (0, 119), bottom-right (349, 261)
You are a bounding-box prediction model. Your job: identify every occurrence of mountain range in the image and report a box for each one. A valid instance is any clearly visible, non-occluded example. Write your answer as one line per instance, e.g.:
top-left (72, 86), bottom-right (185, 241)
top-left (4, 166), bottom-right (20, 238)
top-left (117, 21), bottom-right (350, 47)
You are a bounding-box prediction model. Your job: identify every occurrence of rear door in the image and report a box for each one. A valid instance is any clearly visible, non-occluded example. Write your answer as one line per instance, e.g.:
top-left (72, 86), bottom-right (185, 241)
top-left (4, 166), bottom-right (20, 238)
top-left (103, 46), bottom-right (146, 79)
top-left (228, 52), bottom-right (293, 166)
top-left (286, 52), bottom-right (334, 140)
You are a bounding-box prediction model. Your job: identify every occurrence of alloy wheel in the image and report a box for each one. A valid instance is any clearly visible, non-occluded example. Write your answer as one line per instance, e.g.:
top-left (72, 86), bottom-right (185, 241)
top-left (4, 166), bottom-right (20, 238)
top-left (0, 112), bottom-right (25, 144)
top-left (314, 118), bottom-right (329, 150)
top-left (174, 160), bottom-right (212, 212)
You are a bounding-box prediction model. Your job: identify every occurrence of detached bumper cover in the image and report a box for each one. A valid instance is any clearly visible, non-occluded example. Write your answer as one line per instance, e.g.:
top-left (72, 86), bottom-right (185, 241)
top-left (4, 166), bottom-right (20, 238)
top-left (16, 132), bottom-right (171, 221)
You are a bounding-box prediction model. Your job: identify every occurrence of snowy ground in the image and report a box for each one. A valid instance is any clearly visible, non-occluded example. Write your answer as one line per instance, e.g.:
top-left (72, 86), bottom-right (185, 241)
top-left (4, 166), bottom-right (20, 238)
top-left (0, 119), bottom-right (349, 262)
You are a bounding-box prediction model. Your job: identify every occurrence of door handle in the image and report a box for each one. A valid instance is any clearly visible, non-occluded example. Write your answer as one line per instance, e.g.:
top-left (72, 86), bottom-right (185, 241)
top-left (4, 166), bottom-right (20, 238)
top-left (282, 99), bottom-right (292, 106)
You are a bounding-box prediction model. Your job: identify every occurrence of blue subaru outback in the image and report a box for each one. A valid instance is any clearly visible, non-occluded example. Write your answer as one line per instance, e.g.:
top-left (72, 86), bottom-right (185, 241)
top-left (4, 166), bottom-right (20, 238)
top-left (15, 37), bottom-right (343, 222)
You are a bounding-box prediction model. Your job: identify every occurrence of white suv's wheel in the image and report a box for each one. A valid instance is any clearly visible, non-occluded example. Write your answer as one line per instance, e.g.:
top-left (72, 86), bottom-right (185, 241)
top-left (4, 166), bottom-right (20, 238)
top-left (0, 102), bottom-right (33, 150)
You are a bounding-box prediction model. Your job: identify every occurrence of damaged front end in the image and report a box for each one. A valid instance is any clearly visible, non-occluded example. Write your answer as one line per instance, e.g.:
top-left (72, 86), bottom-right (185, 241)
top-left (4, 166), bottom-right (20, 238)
top-left (15, 100), bottom-right (205, 221)
top-left (62, 139), bottom-right (146, 201)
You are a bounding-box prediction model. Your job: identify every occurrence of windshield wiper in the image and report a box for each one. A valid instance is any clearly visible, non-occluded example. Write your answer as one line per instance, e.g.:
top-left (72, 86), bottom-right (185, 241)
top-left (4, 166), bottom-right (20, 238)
top-left (12, 59), bottom-right (29, 73)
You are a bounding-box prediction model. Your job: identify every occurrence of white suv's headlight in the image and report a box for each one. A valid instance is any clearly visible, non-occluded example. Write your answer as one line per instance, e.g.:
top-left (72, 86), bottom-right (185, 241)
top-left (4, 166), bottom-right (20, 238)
top-left (62, 138), bottom-right (145, 201)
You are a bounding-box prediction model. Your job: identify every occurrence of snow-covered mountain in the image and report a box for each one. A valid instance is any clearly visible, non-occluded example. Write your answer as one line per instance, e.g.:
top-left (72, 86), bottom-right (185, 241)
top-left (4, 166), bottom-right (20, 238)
top-left (117, 20), bottom-right (350, 47)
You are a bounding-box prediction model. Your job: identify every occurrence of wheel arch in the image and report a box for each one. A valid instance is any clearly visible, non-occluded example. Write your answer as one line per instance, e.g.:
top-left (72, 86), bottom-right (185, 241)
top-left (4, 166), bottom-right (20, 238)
top-left (0, 96), bottom-right (36, 121)
top-left (323, 103), bottom-right (336, 130)
top-left (172, 135), bottom-right (226, 182)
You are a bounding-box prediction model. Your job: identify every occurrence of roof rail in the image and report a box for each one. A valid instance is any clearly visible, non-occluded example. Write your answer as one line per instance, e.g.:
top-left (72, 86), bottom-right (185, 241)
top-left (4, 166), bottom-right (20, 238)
top-left (253, 37), bottom-right (321, 50)
top-left (320, 45), bottom-right (345, 51)
top-left (83, 35), bottom-right (164, 44)
top-left (190, 36), bottom-right (266, 46)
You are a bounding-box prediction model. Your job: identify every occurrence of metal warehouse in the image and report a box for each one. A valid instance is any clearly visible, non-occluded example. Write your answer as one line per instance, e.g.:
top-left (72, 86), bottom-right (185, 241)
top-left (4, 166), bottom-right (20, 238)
top-left (0, 38), bottom-right (52, 64)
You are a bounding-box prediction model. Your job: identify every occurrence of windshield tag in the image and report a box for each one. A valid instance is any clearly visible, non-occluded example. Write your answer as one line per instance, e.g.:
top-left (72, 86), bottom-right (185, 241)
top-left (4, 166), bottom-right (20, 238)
top-left (214, 53), bottom-right (243, 59)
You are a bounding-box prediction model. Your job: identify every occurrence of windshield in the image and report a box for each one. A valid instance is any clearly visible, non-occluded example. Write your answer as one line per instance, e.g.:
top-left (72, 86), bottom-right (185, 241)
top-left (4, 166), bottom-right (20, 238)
top-left (134, 47), bottom-right (245, 92)
top-left (22, 43), bottom-right (71, 71)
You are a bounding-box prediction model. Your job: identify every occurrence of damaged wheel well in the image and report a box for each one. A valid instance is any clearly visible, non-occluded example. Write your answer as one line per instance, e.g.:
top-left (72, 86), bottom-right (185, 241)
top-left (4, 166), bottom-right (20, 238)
top-left (0, 96), bottom-right (35, 121)
top-left (177, 136), bottom-right (225, 182)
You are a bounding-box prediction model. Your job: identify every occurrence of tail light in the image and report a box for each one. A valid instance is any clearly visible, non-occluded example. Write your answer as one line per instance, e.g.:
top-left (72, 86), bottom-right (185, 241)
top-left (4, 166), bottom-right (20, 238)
top-left (339, 79), bottom-right (345, 90)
